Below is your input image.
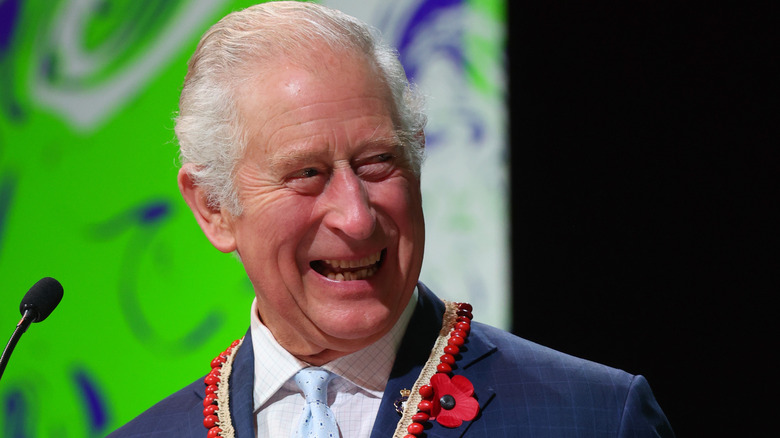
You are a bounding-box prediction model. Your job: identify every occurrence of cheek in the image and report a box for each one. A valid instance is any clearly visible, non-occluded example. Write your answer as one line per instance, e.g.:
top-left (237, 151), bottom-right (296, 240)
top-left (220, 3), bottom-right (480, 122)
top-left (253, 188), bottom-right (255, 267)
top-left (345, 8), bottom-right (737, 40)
top-left (234, 195), bottom-right (317, 271)
top-left (372, 178), bottom-right (422, 230)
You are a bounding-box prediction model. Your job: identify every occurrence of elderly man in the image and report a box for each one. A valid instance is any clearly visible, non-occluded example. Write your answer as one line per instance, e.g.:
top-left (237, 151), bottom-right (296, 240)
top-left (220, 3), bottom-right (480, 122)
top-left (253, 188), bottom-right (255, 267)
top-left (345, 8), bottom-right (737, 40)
top-left (109, 2), bottom-right (673, 437)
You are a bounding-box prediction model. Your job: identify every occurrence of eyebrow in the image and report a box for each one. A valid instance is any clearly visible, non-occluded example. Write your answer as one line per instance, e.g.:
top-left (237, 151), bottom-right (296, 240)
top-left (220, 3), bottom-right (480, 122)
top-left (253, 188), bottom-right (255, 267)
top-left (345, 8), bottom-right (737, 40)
top-left (266, 149), bottom-right (323, 174)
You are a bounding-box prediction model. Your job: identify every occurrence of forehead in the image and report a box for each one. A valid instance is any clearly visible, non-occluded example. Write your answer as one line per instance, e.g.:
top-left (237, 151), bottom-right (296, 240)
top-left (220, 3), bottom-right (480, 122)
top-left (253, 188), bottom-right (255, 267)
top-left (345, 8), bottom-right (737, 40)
top-left (236, 50), bottom-right (397, 159)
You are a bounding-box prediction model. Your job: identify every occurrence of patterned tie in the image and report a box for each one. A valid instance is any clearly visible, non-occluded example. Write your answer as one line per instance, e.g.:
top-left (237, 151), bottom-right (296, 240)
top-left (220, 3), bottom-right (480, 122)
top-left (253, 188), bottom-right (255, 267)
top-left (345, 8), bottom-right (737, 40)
top-left (294, 367), bottom-right (339, 438)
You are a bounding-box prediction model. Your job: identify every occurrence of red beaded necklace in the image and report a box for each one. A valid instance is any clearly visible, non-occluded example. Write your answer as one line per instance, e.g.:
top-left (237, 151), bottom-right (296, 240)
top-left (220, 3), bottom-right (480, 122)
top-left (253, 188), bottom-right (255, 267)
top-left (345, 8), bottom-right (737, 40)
top-left (203, 338), bottom-right (242, 438)
top-left (202, 301), bottom-right (477, 438)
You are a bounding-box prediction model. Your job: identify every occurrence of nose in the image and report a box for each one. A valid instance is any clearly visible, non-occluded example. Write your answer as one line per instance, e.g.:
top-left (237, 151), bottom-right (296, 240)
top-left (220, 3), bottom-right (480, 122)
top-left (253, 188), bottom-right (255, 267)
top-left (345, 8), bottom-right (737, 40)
top-left (320, 167), bottom-right (377, 240)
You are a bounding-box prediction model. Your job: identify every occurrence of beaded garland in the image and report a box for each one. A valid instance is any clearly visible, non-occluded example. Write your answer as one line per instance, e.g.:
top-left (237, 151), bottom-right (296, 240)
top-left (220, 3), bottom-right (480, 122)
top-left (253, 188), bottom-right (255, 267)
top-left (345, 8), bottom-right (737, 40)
top-left (203, 338), bottom-right (243, 438)
top-left (202, 301), bottom-right (476, 437)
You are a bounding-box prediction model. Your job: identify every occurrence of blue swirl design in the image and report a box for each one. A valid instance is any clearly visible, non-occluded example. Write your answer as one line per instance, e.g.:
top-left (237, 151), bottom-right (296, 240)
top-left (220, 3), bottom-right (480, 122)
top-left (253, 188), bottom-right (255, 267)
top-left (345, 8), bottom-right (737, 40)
top-left (3, 389), bottom-right (30, 438)
top-left (0, 172), bottom-right (17, 259)
top-left (398, 0), bottom-right (465, 80)
top-left (74, 368), bottom-right (108, 436)
top-left (0, 0), bottom-right (20, 51)
top-left (390, 0), bottom-right (486, 150)
top-left (0, 0), bottom-right (23, 120)
top-left (1, 371), bottom-right (110, 437)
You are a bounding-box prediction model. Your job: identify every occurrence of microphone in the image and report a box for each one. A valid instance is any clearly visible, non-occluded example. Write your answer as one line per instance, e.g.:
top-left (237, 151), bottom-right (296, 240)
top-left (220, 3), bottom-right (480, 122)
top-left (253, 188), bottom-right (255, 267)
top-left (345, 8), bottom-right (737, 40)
top-left (19, 277), bottom-right (64, 323)
top-left (0, 277), bottom-right (64, 381)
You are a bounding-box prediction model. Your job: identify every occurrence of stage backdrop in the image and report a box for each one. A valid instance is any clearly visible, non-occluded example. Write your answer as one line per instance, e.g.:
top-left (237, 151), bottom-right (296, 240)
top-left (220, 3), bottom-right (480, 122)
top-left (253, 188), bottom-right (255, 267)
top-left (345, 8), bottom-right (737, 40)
top-left (0, 0), bottom-right (506, 435)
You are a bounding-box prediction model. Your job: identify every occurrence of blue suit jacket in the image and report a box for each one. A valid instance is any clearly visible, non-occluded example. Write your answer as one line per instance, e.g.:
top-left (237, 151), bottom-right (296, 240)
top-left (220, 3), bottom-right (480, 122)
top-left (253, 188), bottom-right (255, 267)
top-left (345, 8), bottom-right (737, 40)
top-left (108, 284), bottom-right (674, 437)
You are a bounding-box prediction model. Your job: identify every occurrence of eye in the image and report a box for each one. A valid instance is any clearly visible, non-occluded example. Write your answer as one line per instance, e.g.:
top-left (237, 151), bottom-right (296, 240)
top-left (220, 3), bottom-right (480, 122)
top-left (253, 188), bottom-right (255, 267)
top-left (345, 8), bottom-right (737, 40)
top-left (298, 168), bottom-right (320, 178)
top-left (286, 167), bottom-right (328, 194)
top-left (356, 153), bottom-right (398, 181)
top-left (373, 153), bottom-right (394, 163)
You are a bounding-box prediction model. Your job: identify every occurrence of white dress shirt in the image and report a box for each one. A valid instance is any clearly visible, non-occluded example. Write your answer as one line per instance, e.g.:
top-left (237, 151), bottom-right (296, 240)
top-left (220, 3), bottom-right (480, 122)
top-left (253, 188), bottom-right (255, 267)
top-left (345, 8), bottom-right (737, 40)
top-left (250, 288), bottom-right (418, 437)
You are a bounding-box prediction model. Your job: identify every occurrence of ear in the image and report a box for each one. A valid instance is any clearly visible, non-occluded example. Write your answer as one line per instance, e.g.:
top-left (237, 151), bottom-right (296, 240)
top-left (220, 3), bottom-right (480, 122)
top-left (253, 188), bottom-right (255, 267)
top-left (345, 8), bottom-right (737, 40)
top-left (178, 165), bottom-right (237, 253)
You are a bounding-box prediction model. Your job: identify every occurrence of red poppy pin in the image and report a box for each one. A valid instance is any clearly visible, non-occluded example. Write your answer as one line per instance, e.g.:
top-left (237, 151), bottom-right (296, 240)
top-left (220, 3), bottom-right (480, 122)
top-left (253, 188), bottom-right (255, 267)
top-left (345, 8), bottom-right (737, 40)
top-left (428, 373), bottom-right (479, 428)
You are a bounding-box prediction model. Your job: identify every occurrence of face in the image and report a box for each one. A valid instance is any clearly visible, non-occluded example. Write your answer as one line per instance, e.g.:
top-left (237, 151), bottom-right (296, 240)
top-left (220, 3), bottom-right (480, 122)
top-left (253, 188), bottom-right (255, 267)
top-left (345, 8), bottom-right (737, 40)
top-left (223, 51), bottom-right (424, 362)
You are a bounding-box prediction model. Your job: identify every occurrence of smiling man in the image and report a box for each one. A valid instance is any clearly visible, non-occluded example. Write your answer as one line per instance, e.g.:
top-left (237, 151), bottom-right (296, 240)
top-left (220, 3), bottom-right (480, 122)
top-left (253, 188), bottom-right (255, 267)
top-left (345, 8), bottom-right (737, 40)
top-left (183, 45), bottom-right (425, 367)
top-left (109, 2), bottom-right (673, 437)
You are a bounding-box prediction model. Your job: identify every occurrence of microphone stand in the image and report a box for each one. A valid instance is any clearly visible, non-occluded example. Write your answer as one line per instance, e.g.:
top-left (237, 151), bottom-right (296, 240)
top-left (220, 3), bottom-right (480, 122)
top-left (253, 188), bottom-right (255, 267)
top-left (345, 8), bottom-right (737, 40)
top-left (0, 310), bottom-right (34, 382)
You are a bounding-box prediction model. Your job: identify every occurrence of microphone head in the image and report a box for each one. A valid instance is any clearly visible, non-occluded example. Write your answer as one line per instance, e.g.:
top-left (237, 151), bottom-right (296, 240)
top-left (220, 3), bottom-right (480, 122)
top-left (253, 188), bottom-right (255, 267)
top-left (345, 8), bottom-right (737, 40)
top-left (19, 277), bottom-right (64, 323)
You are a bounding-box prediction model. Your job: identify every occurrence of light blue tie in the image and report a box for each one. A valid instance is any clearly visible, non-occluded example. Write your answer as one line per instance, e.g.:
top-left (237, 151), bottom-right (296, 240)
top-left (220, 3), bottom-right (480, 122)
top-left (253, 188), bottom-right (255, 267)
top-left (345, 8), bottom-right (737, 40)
top-left (294, 367), bottom-right (339, 438)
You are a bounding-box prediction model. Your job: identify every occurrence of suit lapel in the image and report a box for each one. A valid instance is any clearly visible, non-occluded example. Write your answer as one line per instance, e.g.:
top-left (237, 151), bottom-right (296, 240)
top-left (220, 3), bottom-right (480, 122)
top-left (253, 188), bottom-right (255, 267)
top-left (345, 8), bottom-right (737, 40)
top-left (370, 284), bottom-right (497, 438)
top-left (370, 285), bottom-right (443, 438)
top-left (228, 329), bottom-right (256, 438)
top-left (446, 321), bottom-right (497, 437)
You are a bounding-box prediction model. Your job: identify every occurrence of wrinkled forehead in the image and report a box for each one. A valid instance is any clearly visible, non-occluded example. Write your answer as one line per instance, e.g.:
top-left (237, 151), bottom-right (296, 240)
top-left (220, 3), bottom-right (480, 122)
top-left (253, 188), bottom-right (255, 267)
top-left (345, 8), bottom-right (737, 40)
top-left (241, 47), bottom-right (394, 121)
top-left (240, 42), bottom-right (389, 98)
top-left (234, 47), bottom-right (398, 157)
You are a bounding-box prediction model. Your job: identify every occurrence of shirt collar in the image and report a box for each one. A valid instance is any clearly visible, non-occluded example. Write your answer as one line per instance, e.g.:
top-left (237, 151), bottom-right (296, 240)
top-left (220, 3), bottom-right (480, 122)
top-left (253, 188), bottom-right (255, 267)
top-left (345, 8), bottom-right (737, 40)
top-left (251, 287), bottom-right (419, 407)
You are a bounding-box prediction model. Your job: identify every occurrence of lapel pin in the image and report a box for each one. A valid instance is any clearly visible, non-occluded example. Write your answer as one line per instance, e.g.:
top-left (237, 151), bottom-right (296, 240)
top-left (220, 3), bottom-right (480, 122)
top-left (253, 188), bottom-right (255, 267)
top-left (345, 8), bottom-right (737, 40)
top-left (394, 388), bottom-right (412, 414)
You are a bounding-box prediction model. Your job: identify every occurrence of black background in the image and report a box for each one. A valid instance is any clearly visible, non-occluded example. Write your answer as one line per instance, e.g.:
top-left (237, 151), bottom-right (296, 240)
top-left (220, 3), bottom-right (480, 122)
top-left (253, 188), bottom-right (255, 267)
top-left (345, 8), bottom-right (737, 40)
top-left (508, 2), bottom-right (776, 436)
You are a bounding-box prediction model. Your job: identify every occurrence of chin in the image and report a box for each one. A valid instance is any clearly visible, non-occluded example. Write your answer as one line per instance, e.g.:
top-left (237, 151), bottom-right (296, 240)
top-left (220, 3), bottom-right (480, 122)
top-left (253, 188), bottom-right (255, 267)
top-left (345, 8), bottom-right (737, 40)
top-left (316, 302), bottom-right (395, 342)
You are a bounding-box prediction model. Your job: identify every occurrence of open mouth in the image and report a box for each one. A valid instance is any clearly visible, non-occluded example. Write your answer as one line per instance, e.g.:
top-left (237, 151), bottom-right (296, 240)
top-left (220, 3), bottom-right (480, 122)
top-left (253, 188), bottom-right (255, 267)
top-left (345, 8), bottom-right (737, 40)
top-left (310, 249), bottom-right (385, 281)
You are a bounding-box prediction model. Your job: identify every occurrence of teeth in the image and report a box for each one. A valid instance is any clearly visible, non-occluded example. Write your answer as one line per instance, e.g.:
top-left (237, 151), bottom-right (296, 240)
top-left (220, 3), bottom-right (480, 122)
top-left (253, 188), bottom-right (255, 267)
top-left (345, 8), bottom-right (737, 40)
top-left (317, 250), bottom-right (383, 281)
top-left (323, 251), bottom-right (381, 270)
top-left (325, 265), bottom-right (378, 281)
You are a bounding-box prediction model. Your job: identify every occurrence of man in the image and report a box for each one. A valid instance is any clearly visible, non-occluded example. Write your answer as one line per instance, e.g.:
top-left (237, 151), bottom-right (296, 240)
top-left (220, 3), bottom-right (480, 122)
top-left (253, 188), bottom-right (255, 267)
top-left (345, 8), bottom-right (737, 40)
top-left (110, 2), bottom-right (673, 437)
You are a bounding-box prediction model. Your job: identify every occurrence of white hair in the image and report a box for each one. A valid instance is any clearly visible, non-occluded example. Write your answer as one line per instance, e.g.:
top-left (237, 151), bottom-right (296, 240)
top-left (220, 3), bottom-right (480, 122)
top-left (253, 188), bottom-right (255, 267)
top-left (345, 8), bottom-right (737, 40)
top-left (175, 1), bottom-right (427, 215)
